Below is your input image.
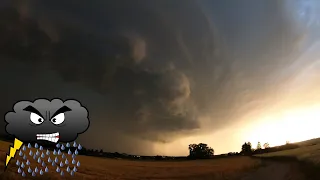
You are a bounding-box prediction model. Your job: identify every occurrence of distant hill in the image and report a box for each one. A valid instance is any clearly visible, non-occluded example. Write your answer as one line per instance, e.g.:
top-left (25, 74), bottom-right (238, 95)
top-left (294, 137), bottom-right (320, 147)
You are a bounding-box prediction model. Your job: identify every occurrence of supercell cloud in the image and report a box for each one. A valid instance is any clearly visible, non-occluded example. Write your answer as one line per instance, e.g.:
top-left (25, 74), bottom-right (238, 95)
top-left (0, 0), bottom-right (318, 154)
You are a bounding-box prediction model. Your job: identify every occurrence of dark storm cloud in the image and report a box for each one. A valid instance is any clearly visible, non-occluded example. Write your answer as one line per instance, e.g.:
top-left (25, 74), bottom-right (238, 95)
top-left (0, 0), bottom-right (312, 154)
top-left (5, 98), bottom-right (89, 142)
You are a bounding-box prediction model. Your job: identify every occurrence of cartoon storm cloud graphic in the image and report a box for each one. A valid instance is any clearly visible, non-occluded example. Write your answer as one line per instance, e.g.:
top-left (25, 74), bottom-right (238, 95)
top-left (4, 98), bottom-right (90, 168)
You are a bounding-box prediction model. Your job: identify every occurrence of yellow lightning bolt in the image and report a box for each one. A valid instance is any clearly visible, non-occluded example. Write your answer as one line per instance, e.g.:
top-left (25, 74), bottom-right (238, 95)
top-left (5, 138), bottom-right (23, 168)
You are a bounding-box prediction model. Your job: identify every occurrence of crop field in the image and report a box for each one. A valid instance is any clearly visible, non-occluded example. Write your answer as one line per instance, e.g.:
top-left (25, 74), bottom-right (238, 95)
top-left (256, 139), bottom-right (320, 165)
top-left (0, 141), bottom-right (261, 180)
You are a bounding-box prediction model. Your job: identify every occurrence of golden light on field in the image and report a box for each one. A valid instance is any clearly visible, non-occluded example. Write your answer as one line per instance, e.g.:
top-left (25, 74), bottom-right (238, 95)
top-left (244, 105), bottom-right (320, 148)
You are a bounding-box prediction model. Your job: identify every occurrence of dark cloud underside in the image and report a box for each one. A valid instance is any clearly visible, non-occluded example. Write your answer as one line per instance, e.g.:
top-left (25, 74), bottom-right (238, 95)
top-left (0, 0), bottom-right (313, 154)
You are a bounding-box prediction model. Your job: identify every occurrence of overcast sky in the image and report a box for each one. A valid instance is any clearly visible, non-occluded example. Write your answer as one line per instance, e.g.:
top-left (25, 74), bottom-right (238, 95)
top-left (1, 0), bottom-right (320, 155)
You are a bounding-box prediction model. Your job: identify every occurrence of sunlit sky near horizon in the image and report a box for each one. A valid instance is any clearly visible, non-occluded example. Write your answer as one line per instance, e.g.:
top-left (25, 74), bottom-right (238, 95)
top-left (151, 0), bottom-right (320, 155)
top-left (2, 0), bottom-right (320, 156)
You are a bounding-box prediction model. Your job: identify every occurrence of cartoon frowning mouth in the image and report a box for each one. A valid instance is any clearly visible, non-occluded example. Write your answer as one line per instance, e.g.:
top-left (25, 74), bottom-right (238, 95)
top-left (36, 132), bottom-right (59, 143)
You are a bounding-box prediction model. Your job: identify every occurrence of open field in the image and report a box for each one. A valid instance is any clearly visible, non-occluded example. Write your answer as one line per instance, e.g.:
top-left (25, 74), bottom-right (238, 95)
top-left (254, 138), bottom-right (320, 180)
top-left (0, 141), bottom-right (262, 180)
top-left (256, 139), bottom-right (320, 165)
top-left (2, 138), bottom-right (319, 180)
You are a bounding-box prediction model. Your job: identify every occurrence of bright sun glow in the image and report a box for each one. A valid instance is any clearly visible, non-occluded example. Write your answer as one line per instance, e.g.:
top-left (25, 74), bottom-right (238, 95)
top-left (245, 105), bottom-right (320, 148)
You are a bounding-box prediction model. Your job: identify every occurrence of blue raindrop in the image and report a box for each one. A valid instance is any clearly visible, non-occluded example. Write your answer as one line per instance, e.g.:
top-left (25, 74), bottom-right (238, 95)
top-left (22, 145), bottom-right (26, 151)
top-left (66, 166), bottom-right (70, 172)
top-left (65, 159), bottom-right (69, 165)
top-left (75, 149), bottom-right (78, 155)
top-left (27, 143), bottom-right (31, 148)
top-left (77, 161), bottom-right (80, 167)
top-left (34, 143), bottom-right (39, 148)
top-left (56, 167), bottom-right (60, 173)
top-left (22, 171), bottom-right (26, 177)
top-left (41, 152), bottom-right (45, 158)
top-left (40, 169), bottom-right (44, 175)
top-left (78, 144), bottom-right (82, 150)
top-left (54, 157), bottom-right (59, 163)
top-left (70, 170), bottom-right (74, 176)
top-left (32, 171), bottom-right (36, 176)
top-left (21, 162), bottom-right (25, 168)
top-left (37, 157), bottom-right (41, 163)
top-left (36, 150), bottom-right (40, 156)
top-left (68, 149), bottom-right (72, 155)
top-left (72, 159), bottom-right (76, 164)
top-left (53, 149), bottom-right (57, 155)
top-left (45, 166), bottom-right (49, 172)
top-left (39, 146), bottom-right (43, 150)
top-left (26, 160), bottom-right (30, 165)
top-left (62, 153), bottom-right (66, 159)
top-left (66, 143), bottom-right (70, 147)
top-left (72, 153), bottom-right (76, 159)
top-left (73, 141), bottom-right (77, 147)
top-left (60, 170), bottom-right (64, 176)
top-left (61, 144), bottom-right (65, 150)
top-left (23, 154), bottom-right (27, 160)
top-left (58, 149), bottom-right (62, 155)
top-left (16, 160), bottom-right (20, 166)
top-left (56, 143), bottom-right (60, 148)
top-left (59, 161), bottom-right (64, 167)
top-left (73, 166), bottom-right (77, 172)
top-left (52, 162), bottom-right (55, 167)
top-left (18, 167), bottom-right (22, 173)
top-left (48, 157), bottom-right (52, 163)
top-left (33, 154), bottom-right (37, 160)
top-left (29, 150), bottom-right (33, 156)
top-left (42, 161), bottom-right (46, 167)
top-left (28, 166), bottom-right (32, 173)
top-left (19, 150), bottom-right (23, 156)
top-left (46, 149), bottom-right (50, 155)
top-left (34, 167), bottom-right (38, 173)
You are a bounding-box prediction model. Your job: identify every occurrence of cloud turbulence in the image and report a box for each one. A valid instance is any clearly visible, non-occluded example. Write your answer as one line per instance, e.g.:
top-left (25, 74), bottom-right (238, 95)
top-left (0, 0), bottom-right (319, 155)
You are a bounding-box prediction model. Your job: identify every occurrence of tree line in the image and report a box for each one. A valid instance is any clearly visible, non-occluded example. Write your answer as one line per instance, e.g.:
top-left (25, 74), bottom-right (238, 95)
top-left (78, 141), bottom-right (299, 160)
top-left (240, 141), bottom-right (300, 155)
top-left (0, 134), bottom-right (301, 161)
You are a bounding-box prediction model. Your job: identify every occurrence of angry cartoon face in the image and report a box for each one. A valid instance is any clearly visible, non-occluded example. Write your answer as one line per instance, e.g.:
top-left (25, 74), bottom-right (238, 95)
top-left (5, 98), bottom-right (90, 143)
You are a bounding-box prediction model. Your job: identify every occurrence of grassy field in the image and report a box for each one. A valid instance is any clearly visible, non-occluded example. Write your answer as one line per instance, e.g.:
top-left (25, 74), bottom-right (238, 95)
top-left (0, 141), bottom-right (261, 180)
top-left (256, 139), bottom-right (320, 165)
top-left (252, 139), bottom-right (320, 180)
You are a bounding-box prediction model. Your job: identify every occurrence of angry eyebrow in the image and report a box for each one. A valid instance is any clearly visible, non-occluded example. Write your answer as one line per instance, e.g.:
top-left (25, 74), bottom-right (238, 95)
top-left (23, 105), bottom-right (44, 119)
top-left (51, 106), bottom-right (72, 119)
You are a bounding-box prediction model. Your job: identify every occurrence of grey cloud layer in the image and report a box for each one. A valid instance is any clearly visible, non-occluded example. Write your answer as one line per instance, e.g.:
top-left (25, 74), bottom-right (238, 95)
top-left (0, 0), bottom-right (315, 154)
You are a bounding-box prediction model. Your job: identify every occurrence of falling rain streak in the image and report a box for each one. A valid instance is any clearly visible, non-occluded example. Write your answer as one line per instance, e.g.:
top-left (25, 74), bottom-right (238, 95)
top-left (15, 142), bottom-right (82, 177)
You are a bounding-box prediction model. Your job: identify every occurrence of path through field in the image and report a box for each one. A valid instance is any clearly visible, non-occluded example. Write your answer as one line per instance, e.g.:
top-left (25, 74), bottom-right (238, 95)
top-left (242, 160), bottom-right (305, 180)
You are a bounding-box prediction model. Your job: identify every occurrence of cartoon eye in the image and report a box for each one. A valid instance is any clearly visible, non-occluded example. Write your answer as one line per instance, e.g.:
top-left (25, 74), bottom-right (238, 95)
top-left (30, 112), bottom-right (44, 125)
top-left (51, 113), bottom-right (65, 125)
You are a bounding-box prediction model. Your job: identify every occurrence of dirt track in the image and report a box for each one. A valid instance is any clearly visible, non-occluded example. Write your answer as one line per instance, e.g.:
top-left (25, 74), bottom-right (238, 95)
top-left (241, 160), bottom-right (305, 180)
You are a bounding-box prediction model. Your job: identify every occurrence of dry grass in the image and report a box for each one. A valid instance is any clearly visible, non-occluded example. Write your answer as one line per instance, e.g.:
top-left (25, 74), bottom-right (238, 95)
top-left (256, 143), bottom-right (320, 165)
top-left (0, 141), bottom-right (261, 180)
top-left (255, 139), bottom-right (320, 180)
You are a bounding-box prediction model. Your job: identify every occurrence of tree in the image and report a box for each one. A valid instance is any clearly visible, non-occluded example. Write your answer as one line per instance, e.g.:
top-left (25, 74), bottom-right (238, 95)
top-left (263, 143), bottom-right (270, 149)
top-left (188, 143), bottom-right (214, 159)
top-left (241, 142), bottom-right (252, 155)
top-left (256, 142), bottom-right (261, 150)
top-left (99, 149), bottom-right (104, 155)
